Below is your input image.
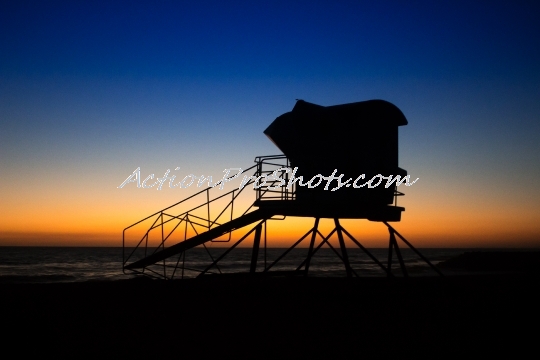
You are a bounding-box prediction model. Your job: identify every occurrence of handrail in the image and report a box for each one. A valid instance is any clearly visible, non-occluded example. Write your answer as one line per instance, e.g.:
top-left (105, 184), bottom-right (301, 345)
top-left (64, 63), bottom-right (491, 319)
top-left (123, 157), bottom-right (292, 278)
top-left (123, 163), bottom-right (258, 232)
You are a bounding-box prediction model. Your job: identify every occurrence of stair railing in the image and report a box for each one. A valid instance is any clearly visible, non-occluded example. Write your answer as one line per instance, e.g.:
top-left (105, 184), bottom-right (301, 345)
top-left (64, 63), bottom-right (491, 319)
top-left (122, 155), bottom-right (295, 279)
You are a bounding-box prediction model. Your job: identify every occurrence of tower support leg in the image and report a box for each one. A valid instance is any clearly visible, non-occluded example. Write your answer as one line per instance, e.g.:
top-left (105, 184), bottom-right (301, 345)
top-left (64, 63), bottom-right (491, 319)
top-left (250, 223), bottom-right (262, 274)
top-left (387, 233), bottom-right (393, 277)
top-left (389, 227), bottom-right (408, 277)
top-left (304, 218), bottom-right (320, 276)
top-left (335, 219), bottom-right (352, 278)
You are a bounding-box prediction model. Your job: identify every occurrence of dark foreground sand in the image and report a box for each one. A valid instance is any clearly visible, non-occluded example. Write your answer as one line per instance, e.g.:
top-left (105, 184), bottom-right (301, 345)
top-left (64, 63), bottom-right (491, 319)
top-left (2, 273), bottom-right (540, 358)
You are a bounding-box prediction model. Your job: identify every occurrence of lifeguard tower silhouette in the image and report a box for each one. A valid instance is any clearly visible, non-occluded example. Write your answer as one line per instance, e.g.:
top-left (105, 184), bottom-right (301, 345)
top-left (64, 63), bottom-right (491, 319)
top-left (123, 100), bottom-right (442, 279)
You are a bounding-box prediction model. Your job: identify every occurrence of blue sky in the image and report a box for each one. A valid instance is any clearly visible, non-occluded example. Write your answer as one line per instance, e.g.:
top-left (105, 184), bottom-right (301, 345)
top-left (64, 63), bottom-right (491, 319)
top-left (1, 0), bottom-right (539, 246)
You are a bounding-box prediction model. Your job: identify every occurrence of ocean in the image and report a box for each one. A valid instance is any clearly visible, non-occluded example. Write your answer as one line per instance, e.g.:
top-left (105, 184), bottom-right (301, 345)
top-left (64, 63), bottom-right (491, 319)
top-left (0, 246), bottom-right (481, 283)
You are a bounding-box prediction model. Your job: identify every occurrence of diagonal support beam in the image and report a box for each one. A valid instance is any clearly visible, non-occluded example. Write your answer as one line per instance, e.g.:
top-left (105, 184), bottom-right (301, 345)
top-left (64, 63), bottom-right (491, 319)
top-left (263, 226), bottom-right (317, 272)
top-left (339, 226), bottom-right (392, 276)
top-left (383, 222), bottom-right (444, 277)
top-left (295, 229), bottom-right (360, 277)
top-left (197, 220), bottom-right (267, 277)
top-left (295, 229), bottom-right (337, 272)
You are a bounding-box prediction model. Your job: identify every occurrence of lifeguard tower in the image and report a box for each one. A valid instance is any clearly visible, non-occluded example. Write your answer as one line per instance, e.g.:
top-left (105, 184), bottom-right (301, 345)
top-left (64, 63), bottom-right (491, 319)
top-left (122, 100), bottom-right (442, 279)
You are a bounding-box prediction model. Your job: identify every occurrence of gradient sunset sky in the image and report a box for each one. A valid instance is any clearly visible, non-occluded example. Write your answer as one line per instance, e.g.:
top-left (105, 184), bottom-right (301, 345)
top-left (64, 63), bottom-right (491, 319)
top-left (1, 0), bottom-right (539, 247)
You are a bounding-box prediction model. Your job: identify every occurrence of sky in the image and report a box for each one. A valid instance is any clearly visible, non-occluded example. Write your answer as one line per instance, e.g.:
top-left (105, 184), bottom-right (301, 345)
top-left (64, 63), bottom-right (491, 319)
top-left (1, 0), bottom-right (539, 248)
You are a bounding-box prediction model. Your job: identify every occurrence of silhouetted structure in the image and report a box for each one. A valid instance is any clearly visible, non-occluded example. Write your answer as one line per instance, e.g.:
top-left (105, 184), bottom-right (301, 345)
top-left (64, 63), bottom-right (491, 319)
top-left (122, 100), bottom-right (442, 279)
top-left (260, 99), bottom-right (407, 221)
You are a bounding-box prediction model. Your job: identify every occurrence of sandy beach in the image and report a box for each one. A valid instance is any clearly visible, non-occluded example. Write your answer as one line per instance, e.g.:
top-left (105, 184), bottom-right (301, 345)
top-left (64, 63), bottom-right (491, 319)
top-left (2, 271), bottom-right (539, 358)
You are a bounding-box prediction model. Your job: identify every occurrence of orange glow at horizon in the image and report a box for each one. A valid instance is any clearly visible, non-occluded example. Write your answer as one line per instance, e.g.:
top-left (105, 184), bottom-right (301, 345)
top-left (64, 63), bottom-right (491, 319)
top-left (1, 163), bottom-right (539, 248)
top-left (2, 210), bottom-right (539, 248)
